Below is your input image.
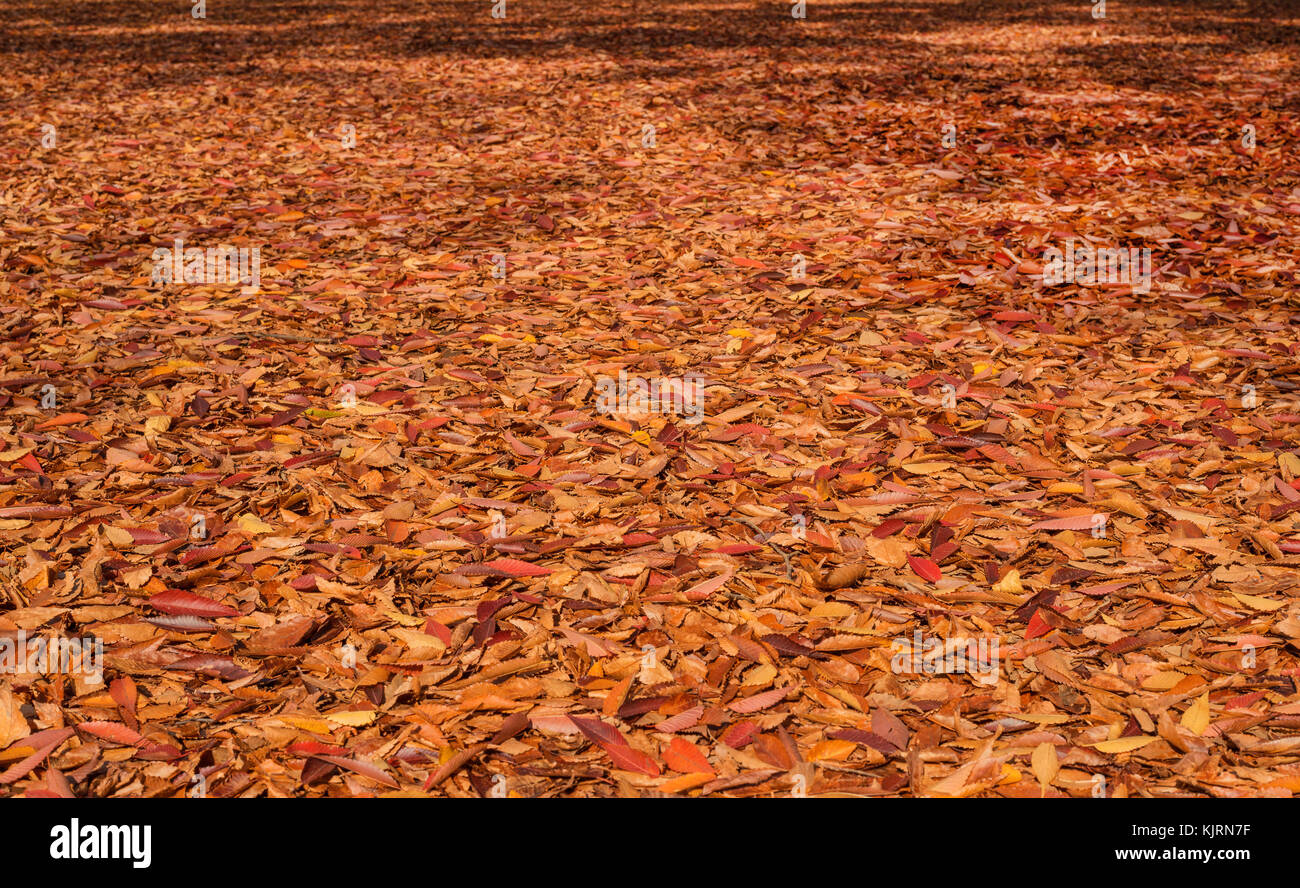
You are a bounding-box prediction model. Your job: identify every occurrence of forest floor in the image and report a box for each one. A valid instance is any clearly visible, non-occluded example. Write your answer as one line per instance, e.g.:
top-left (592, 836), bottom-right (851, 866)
top-left (1, 0), bottom-right (1299, 797)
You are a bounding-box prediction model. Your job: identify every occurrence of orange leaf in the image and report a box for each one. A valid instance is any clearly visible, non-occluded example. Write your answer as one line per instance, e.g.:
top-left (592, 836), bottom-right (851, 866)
top-left (34, 412), bottom-right (89, 430)
top-left (663, 736), bottom-right (715, 776)
top-left (683, 572), bottom-right (733, 601)
top-left (658, 772), bottom-right (713, 794)
top-left (602, 675), bottom-right (634, 717)
top-left (1031, 515), bottom-right (1101, 531)
top-left (76, 721), bottom-right (143, 746)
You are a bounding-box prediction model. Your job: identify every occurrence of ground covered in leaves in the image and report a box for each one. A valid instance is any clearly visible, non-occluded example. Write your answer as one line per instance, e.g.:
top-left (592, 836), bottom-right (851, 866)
top-left (1, 0), bottom-right (1299, 798)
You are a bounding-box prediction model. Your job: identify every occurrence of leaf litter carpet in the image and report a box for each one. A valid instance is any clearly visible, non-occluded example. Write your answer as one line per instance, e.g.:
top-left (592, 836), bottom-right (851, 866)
top-left (1, 0), bottom-right (1300, 797)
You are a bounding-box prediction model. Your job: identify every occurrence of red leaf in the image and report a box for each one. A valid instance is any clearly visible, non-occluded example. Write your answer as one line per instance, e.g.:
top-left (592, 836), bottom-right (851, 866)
top-left (728, 686), bottom-right (788, 714)
top-left (165, 654), bottom-right (250, 680)
top-left (146, 615), bottom-right (216, 633)
top-left (1223, 691), bottom-right (1266, 711)
top-left (109, 676), bottom-right (137, 727)
top-left (872, 518), bottom-right (906, 538)
top-left (125, 526), bottom-right (170, 544)
top-left (712, 543), bottom-right (761, 555)
top-left (1025, 610), bottom-right (1054, 639)
top-left (316, 755), bottom-right (399, 788)
top-left (136, 743), bottom-right (183, 762)
top-left (148, 589), bottom-right (239, 618)
top-left (0, 729), bottom-right (73, 784)
top-left (655, 705), bottom-right (704, 733)
top-left (720, 721), bottom-right (758, 748)
top-left (247, 616), bottom-right (315, 652)
top-left (288, 741), bottom-right (351, 757)
top-left (458, 558), bottom-right (553, 578)
top-left (601, 743), bottom-right (661, 776)
top-left (569, 715), bottom-right (628, 748)
top-left (268, 405), bottom-right (308, 427)
top-left (621, 533), bottom-right (658, 546)
top-left (0, 505), bottom-right (72, 519)
top-left (907, 555), bottom-right (943, 584)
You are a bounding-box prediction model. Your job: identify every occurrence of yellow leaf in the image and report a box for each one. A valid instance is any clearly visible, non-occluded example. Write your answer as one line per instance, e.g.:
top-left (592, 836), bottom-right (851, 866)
top-left (825, 686), bottom-right (865, 712)
top-left (809, 602), bottom-right (854, 619)
top-left (1141, 671), bottom-right (1186, 691)
top-left (1091, 736), bottom-right (1157, 754)
top-left (741, 663), bottom-right (777, 688)
top-left (424, 497), bottom-right (462, 514)
top-left (630, 430), bottom-right (652, 446)
top-left (383, 610), bottom-right (426, 628)
top-left (103, 526), bottom-right (135, 547)
top-left (1031, 742), bottom-right (1059, 796)
top-left (1100, 491), bottom-right (1149, 519)
top-left (1047, 482), bottom-right (1084, 495)
top-left (1280, 452), bottom-right (1300, 476)
top-left (998, 764), bottom-right (1021, 785)
top-left (1181, 692), bottom-right (1211, 736)
top-left (807, 740), bottom-right (856, 763)
top-left (0, 688), bottom-right (31, 749)
top-left (237, 514), bottom-right (276, 535)
top-left (901, 462), bottom-right (950, 475)
top-left (726, 328), bottom-right (753, 338)
top-left (992, 568), bottom-right (1024, 595)
top-left (1232, 592), bottom-right (1285, 612)
top-left (0, 745), bottom-right (37, 764)
top-left (120, 565), bottom-right (152, 589)
top-left (325, 710), bottom-right (377, 727)
top-left (279, 716), bottom-right (335, 734)
top-left (390, 626), bottom-right (446, 657)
